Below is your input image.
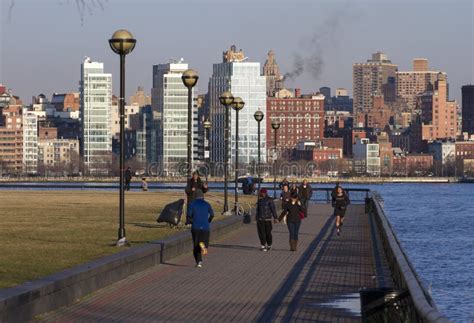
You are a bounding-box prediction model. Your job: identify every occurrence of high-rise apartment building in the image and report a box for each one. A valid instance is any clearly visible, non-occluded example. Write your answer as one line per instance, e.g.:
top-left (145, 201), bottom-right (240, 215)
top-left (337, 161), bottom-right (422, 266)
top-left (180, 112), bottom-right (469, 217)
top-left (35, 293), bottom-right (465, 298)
top-left (397, 58), bottom-right (447, 111)
top-left (209, 45), bottom-right (267, 166)
top-left (419, 73), bottom-right (457, 141)
top-left (353, 52), bottom-right (398, 126)
top-left (263, 50), bottom-right (284, 97)
top-left (462, 85), bottom-right (474, 135)
top-left (80, 57), bottom-right (112, 173)
top-left (0, 105), bottom-right (23, 173)
top-left (22, 109), bottom-right (38, 174)
top-left (151, 60), bottom-right (198, 175)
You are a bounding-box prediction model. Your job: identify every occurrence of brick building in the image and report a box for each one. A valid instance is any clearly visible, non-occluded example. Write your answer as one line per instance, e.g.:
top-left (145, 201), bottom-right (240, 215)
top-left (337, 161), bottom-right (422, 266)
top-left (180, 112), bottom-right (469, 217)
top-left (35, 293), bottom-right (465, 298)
top-left (0, 105), bottom-right (23, 173)
top-left (266, 90), bottom-right (324, 154)
top-left (419, 74), bottom-right (457, 141)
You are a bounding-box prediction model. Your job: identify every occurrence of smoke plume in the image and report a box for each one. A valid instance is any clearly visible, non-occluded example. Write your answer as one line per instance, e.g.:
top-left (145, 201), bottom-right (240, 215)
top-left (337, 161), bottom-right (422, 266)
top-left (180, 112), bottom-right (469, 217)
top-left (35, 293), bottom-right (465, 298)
top-left (282, 3), bottom-right (356, 83)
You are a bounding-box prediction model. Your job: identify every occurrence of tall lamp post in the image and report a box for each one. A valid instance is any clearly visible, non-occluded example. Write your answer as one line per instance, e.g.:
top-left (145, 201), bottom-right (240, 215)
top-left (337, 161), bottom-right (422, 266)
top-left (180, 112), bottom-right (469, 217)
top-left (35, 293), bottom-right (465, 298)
top-left (203, 119), bottom-right (211, 178)
top-left (181, 69), bottom-right (199, 178)
top-left (109, 29), bottom-right (136, 247)
top-left (219, 91), bottom-right (234, 214)
top-left (232, 97), bottom-right (245, 213)
top-left (254, 110), bottom-right (264, 195)
top-left (271, 120), bottom-right (280, 199)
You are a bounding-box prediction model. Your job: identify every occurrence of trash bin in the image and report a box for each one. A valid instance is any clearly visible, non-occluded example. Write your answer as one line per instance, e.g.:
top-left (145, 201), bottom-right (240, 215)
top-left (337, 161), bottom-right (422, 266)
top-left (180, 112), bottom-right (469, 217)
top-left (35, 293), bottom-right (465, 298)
top-left (360, 288), bottom-right (405, 322)
top-left (365, 197), bottom-right (372, 214)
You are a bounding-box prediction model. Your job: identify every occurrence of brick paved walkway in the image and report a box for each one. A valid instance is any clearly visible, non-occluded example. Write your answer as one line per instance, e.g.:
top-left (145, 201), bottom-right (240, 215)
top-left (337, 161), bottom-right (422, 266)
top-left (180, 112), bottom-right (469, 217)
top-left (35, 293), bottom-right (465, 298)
top-left (40, 203), bottom-right (391, 322)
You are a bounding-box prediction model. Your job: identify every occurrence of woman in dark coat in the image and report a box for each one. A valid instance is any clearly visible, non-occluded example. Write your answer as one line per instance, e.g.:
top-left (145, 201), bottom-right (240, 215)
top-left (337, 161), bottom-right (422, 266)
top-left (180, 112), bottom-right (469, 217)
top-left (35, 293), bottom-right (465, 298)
top-left (185, 171), bottom-right (209, 203)
top-left (332, 186), bottom-right (350, 235)
top-left (279, 193), bottom-right (304, 251)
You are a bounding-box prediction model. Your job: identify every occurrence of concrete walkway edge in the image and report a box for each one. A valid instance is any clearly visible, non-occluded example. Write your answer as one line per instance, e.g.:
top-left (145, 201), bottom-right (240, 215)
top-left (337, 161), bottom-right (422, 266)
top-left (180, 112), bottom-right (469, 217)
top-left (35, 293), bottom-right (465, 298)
top-left (0, 216), bottom-right (243, 323)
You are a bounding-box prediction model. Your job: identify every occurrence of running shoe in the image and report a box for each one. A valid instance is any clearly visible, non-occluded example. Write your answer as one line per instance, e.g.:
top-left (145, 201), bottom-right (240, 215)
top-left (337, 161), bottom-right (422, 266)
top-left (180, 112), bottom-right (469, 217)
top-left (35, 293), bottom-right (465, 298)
top-left (199, 242), bottom-right (208, 255)
top-left (196, 261), bottom-right (203, 268)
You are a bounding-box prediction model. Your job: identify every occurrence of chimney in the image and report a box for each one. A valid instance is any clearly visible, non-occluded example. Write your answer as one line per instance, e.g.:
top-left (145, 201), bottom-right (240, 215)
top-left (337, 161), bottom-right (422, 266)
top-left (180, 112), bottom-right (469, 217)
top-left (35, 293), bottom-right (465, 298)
top-left (295, 88), bottom-right (301, 98)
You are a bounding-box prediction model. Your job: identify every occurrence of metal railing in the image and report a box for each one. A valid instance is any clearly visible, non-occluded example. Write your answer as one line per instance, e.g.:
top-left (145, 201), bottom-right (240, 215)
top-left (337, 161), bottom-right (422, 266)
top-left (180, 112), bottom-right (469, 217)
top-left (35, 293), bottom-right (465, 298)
top-left (311, 187), bottom-right (371, 204)
top-left (365, 192), bottom-right (450, 322)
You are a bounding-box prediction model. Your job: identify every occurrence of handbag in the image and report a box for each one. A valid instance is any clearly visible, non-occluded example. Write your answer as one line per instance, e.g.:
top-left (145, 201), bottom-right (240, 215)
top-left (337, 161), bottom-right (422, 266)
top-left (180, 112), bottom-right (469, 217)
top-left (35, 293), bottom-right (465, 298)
top-left (299, 211), bottom-right (305, 220)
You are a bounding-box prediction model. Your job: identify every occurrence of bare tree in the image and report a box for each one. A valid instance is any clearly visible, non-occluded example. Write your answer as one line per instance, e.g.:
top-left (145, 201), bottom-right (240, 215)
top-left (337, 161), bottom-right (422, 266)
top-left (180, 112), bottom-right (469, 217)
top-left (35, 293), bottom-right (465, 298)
top-left (8, 0), bottom-right (108, 25)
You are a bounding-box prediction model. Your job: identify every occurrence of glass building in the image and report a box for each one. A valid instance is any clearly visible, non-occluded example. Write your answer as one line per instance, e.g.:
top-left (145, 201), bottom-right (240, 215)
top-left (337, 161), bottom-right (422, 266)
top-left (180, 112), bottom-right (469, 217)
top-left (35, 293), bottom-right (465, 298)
top-left (22, 109), bottom-right (38, 174)
top-left (80, 57), bottom-right (112, 174)
top-left (151, 61), bottom-right (197, 175)
top-left (209, 48), bottom-right (267, 168)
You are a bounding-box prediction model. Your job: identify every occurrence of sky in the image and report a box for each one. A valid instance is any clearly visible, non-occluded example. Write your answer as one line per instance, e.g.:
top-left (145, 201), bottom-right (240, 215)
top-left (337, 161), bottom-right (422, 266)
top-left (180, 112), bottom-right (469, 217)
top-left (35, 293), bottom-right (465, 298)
top-left (0, 0), bottom-right (473, 104)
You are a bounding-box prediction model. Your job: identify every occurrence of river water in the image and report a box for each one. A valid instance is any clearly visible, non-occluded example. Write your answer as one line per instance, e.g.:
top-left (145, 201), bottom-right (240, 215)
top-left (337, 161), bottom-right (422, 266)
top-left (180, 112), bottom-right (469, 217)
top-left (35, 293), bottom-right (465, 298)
top-left (1, 182), bottom-right (472, 320)
top-left (340, 183), bottom-right (474, 322)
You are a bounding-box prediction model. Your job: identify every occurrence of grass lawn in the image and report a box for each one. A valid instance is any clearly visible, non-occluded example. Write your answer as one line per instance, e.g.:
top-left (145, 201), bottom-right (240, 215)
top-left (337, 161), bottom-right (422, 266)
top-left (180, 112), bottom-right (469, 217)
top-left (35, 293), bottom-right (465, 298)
top-left (0, 190), bottom-right (257, 288)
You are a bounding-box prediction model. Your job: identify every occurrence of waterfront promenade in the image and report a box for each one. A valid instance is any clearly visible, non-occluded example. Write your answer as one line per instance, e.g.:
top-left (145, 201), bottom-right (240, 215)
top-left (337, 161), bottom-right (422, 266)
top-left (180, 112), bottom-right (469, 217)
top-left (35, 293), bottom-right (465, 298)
top-left (40, 203), bottom-right (392, 322)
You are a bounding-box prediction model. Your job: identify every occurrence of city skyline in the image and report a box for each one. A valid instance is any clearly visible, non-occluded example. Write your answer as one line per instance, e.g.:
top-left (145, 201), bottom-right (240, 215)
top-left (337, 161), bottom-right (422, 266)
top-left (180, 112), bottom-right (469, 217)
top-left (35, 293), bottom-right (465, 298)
top-left (1, 0), bottom-right (472, 104)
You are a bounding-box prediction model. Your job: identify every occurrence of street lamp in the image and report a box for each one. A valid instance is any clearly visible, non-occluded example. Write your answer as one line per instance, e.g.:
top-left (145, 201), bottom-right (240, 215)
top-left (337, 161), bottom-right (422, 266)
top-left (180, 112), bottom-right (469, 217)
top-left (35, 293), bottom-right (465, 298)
top-left (182, 69), bottom-right (199, 179)
top-left (203, 119), bottom-right (211, 174)
top-left (219, 91), bottom-right (234, 214)
top-left (109, 29), bottom-right (136, 247)
top-left (271, 120), bottom-right (280, 199)
top-left (254, 110), bottom-right (264, 195)
top-left (232, 97), bottom-right (245, 213)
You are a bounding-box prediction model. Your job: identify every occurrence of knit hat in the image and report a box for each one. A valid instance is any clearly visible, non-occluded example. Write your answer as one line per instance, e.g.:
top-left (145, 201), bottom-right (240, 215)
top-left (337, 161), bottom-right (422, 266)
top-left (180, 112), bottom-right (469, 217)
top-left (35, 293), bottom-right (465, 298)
top-left (259, 188), bottom-right (267, 195)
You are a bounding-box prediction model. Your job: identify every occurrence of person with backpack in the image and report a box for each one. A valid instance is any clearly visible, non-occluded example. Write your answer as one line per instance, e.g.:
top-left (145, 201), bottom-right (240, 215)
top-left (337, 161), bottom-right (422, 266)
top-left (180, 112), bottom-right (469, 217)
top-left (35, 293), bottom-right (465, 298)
top-left (256, 188), bottom-right (278, 251)
top-left (186, 189), bottom-right (214, 268)
top-left (298, 179), bottom-right (313, 217)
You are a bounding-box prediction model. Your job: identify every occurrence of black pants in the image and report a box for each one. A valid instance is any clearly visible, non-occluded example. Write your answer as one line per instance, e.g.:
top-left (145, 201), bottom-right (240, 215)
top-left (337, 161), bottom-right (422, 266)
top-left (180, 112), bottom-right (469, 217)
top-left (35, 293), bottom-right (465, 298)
top-left (191, 229), bottom-right (210, 263)
top-left (257, 220), bottom-right (273, 246)
top-left (125, 180), bottom-right (131, 191)
top-left (301, 199), bottom-right (309, 217)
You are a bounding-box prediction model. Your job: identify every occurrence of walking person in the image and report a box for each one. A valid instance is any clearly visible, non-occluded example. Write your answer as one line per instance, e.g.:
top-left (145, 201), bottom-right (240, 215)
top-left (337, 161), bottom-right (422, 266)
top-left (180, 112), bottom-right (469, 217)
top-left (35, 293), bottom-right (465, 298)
top-left (256, 188), bottom-right (278, 251)
top-left (141, 177), bottom-right (148, 191)
top-left (279, 177), bottom-right (289, 190)
top-left (280, 184), bottom-right (291, 210)
top-left (298, 179), bottom-right (313, 217)
top-left (185, 171), bottom-right (209, 204)
top-left (186, 189), bottom-right (214, 268)
top-left (289, 181), bottom-right (299, 196)
top-left (279, 192), bottom-right (304, 251)
top-left (125, 167), bottom-right (132, 191)
top-left (332, 185), bottom-right (350, 235)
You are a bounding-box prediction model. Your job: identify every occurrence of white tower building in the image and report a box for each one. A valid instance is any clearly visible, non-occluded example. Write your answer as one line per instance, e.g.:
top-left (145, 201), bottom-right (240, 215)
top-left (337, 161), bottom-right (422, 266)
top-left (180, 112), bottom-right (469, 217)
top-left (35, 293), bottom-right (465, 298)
top-left (80, 57), bottom-right (112, 174)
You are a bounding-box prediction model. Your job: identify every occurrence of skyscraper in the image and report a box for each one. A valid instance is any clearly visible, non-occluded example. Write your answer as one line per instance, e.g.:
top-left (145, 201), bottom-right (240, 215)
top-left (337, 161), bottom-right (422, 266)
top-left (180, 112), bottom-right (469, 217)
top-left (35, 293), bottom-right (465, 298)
top-left (353, 52), bottom-right (398, 126)
top-left (462, 85), bottom-right (474, 135)
top-left (263, 50), bottom-right (284, 97)
top-left (80, 57), bottom-right (112, 173)
top-left (209, 45), bottom-right (267, 166)
top-left (397, 58), bottom-right (447, 111)
top-left (151, 60), bottom-right (197, 175)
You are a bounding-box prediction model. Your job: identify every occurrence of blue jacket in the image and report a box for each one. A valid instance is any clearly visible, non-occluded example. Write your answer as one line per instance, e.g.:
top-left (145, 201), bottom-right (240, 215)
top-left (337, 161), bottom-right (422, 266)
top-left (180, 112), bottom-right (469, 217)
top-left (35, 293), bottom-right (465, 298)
top-left (186, 198), bottom-right (214, 231)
